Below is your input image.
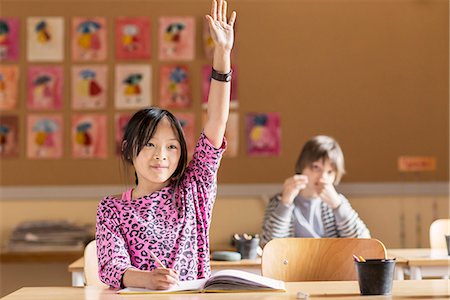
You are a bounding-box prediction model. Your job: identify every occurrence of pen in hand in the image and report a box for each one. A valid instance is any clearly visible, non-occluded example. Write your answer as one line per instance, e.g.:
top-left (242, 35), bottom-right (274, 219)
top-left (149, 250), bottom-right (179, 286)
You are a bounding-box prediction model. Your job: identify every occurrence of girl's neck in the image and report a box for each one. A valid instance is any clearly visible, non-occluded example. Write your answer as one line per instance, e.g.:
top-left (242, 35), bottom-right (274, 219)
top-left (132, 181), bottom-right (170, 199)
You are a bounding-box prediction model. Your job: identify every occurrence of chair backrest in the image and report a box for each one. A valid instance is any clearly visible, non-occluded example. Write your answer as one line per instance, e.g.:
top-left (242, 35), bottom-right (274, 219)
top-left (429, 219), bottom-right (450, 249)
top-left (261, 238), bottom-right (387, 281)
top-left (84, 240), bottom-right (108, 287)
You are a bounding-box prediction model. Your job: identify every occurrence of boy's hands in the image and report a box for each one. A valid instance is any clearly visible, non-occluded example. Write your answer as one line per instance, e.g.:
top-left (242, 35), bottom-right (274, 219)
top-left (316, 179), bottom-right (342, 209)
top-left (205, 0), bottom-right (236, 53)
top-left (281, 175), bottom-right (308, 206)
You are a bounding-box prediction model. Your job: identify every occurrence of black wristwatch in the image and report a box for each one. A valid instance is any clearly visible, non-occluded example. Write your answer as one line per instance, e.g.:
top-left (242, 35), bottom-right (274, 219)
top-left (211, 68), bottom-right (232, 82)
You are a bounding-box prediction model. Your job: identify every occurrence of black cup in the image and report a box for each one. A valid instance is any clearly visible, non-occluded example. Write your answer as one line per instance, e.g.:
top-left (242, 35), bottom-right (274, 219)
top-left (445, 235), bottom-right (450, 256)
top-left (355, 259), bottom-right (395, 295)
top-left (235, 237), bottom-right (260, 260)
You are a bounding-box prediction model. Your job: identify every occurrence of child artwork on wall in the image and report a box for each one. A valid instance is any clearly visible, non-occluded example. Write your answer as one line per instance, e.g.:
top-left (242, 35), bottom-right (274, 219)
top-left (0, 115), bottom-right (19, 158)
top-left (0, 65), bottom-right (19, 111)
top-left (173, 112), bottom-right (195, 157)
top-left (159, 65), bottom-right (191, 109)
top-left (202, 111), bottom-right (239, 158)
top-left (0, 18), bottom-right (20, 61)
top-left (72, 65), bottom-right (107, 110)
top-left (72, 17), bottom-right (107, 61)
top-left (27, 17), bottom-right (64, 61)
top-left (114, 112), bottom-right (132, 156)
top-left (27, 66), bottom-right (63, 110)
top-left (115, 64), bottom-right (151, 109)
top-left (159, 16), bottom-right (195, 61)
top-left (27, 114), bottom-right (63, 159)
top-left (245, 112), bottom-right (281, 157)
top-left (115, 17), bottom-right (151, 60)
top-left (71, 114), bottom-right (107, 158)
top-left (202, 64), bottom-right (237, 108)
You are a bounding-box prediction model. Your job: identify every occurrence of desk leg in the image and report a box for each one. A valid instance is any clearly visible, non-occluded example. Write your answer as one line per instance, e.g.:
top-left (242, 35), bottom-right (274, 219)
top-left (394, 265), bottom-right (404, 280)
top-left (72, 271), bottom-right (85, 287)
top-left (409, 266), bottom-right (422, 280)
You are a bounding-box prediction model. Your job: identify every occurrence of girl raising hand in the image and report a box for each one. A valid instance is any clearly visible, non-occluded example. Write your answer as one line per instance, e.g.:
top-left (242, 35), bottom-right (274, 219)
top-left (96, 0), bottom-right (236, 290)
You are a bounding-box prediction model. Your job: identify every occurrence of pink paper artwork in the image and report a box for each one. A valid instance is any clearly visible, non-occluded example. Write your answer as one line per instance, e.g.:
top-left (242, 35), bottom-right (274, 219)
top-left (27, 114), bottom-right (63, 159)
top-left (159, 17), bottom-right (195, 61)
top-left (72, 17), bottom-right (107, 61)
top-left (27, 66), bottom-right (63, 110)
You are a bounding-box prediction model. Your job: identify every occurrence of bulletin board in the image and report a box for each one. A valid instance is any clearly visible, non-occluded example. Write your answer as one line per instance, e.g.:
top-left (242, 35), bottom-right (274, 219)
top-left (0, 0), bottom-right (448, 186)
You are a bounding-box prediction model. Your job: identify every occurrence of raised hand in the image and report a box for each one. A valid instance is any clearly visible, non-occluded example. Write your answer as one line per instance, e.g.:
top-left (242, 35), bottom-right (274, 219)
top-left (281, 175), bottom-right (309, 206)
top-left (205, 0), bottom-right (236, 53)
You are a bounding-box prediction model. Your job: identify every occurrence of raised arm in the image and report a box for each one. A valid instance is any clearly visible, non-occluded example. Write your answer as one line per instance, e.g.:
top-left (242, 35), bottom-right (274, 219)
top-left (204, 0), bottom-right (236, 148)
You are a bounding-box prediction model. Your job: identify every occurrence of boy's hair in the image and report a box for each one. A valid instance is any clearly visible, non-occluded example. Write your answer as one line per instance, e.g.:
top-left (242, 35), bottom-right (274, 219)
top-left (294, 135), bottom-right (346, 185)
top-left (121, 107), bottom-right (188, 185)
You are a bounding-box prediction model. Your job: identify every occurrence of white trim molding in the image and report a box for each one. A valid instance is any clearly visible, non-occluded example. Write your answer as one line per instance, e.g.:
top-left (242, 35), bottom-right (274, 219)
top-left (0, 182), bottom-right (448, 200)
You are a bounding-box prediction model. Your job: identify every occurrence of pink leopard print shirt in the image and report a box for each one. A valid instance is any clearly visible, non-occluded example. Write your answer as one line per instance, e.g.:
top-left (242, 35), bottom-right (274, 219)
top-left (96, 132), bottom-right (226, 288)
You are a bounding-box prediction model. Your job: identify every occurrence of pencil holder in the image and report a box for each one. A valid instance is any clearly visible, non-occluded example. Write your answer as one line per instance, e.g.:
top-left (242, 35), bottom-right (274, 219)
top-left (233, 234), bottom-right (260, 260)
top-left (355, 259), bottom-right (395, 295)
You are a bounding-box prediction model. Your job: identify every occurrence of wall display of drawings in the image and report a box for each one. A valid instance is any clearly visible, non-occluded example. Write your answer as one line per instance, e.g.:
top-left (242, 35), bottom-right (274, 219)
top-left (115, 64), bottom-right (152, 109)
top-left (72, 65), bottom-right (108, 109)
top-left (0, 18), bottom-right (20, 61)
top-left (72, 17), bottom-right (107, 61)
top-left (0, 13), bottom-right (260, 165)
top-left (0, 115), bottom-right (19, 158)
top-left (245, 112), bottom-right (281, 157)
top-left (0, 65), bottom-right (19, 111)
top-left (27, 17), bottom-right (64, 62)
top-left (27, 114), bottom-right (63, 159)
top-left (71, 114), bottom-right (107, 159)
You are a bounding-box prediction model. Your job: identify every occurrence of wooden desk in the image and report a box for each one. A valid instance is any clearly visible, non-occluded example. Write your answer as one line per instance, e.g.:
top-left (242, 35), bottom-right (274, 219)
top-left (388, 248), bottom-right (450, 280)
top-left (68, 257), bottom-right (262, 287)
top-left (2, 280), bottom-right (449, 299)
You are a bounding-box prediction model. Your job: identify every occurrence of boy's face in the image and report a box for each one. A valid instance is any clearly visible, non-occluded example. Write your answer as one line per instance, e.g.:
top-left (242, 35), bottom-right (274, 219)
top-left (301, 159), bottom-right (336, 198)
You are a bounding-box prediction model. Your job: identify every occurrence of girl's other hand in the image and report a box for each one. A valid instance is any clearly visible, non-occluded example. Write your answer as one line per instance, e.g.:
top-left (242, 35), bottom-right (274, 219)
top-left (205, 0), bottom-right (236, 53)
top-left (281, 175), bottom-right (308, 206)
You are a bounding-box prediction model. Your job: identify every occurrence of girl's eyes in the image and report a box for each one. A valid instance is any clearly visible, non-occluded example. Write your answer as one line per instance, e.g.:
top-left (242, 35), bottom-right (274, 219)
top-left (145, 142), bottom-right (178, 149)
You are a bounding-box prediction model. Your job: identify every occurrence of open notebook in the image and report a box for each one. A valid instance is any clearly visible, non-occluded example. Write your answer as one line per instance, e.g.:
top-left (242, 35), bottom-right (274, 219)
top-left (118, 269), bottom-right (286, 294)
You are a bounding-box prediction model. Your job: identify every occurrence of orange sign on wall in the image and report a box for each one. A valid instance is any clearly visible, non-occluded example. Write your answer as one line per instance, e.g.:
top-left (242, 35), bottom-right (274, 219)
top-left (398, 156), bottom-right (437, 172)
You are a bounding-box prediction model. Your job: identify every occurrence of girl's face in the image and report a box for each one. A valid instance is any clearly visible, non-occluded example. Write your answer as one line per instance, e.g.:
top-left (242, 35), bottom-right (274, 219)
top-left (300, 159), bottom-right (336, 198)
top-left (133, 117), bottom-right (181, 191)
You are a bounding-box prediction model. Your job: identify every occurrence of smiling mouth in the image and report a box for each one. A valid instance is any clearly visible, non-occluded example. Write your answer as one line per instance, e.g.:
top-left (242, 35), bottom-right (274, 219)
top-left (151, 165), bottom-right (168, 170)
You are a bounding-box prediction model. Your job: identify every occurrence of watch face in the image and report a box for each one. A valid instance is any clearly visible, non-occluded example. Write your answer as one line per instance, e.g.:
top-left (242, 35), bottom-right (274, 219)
top-left (225, 75), bottom-right (232, 82)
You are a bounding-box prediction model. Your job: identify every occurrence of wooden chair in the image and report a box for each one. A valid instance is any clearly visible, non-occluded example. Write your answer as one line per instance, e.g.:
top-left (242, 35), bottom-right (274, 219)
top-left (84, 240), bottom-right (108, 287)
top-left (429, 219), bottom-right (450, 249)
top-left (261, 238), bottom-right (387, 281)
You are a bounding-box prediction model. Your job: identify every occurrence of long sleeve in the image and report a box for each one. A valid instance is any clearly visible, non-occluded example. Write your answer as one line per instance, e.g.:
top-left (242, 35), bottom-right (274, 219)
top-left (260, 193), bottom-right (295, 248)
top-left (95, 198), bottom-right (134, 288)
top-left (331, 196), bottom-right (371, 238)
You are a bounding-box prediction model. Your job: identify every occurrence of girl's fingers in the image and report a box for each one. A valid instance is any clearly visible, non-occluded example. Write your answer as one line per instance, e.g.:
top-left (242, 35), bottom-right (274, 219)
top-left (217, 0), bottom-right (223, 22)
top-left (211, 0), bottom-right (217, 21)
top-left (228, 11), bottom-right (236, 27)
top-left (222, 1), bottom-right (227, 22)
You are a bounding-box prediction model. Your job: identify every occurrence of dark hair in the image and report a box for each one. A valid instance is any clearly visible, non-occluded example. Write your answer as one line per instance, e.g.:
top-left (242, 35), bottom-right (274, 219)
top-left (121, 107), bottom-right (188, 185)
top-left (294, 135), bottom-right (346, 185)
